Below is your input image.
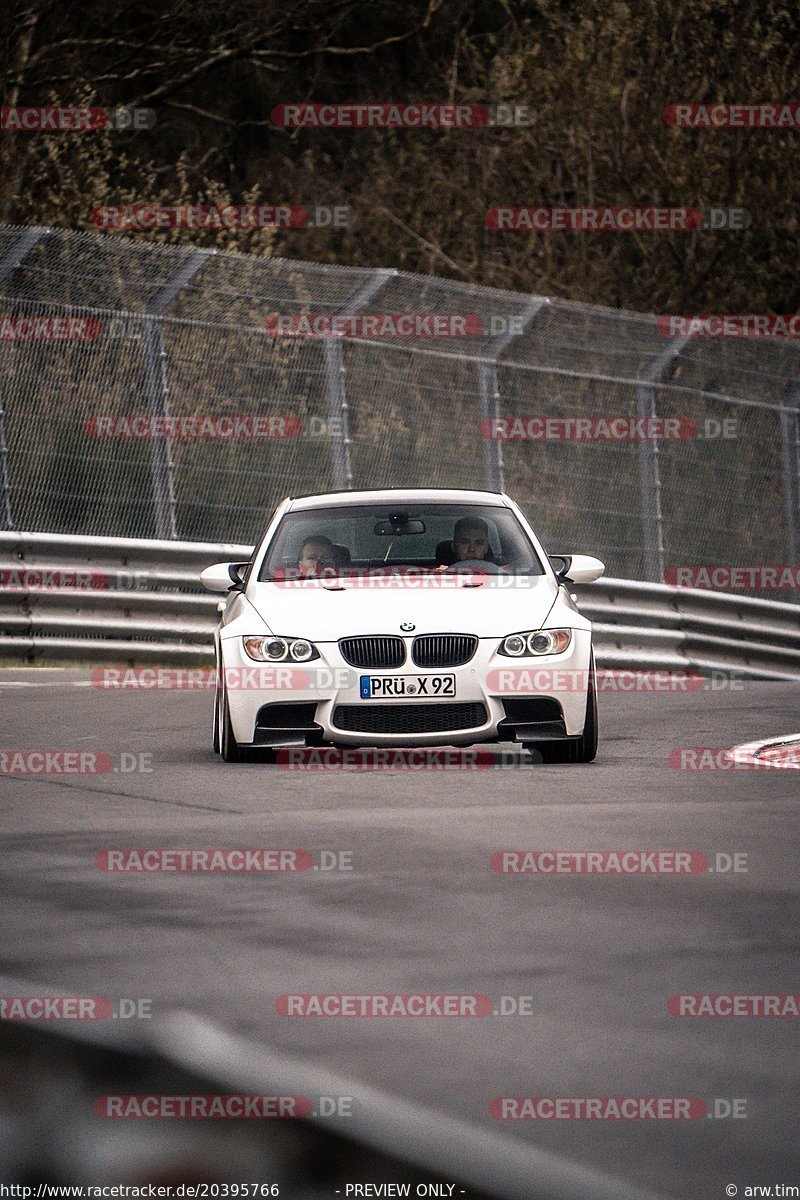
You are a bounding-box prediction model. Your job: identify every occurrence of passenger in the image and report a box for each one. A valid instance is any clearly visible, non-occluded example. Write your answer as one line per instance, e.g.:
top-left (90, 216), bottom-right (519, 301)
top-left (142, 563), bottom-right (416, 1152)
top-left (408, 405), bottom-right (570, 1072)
top-left (297, 535), bottom-right (336, 576)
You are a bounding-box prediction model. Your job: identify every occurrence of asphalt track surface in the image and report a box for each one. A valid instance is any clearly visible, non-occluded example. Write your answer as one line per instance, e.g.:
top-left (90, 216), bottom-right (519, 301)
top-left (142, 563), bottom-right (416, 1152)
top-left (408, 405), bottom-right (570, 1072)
top-left (1, 669), bottom-right (799, 1198)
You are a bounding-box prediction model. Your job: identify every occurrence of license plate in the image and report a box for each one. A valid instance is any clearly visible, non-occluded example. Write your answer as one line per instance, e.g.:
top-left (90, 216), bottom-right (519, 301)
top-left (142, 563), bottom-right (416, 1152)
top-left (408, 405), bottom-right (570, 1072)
top-left (360, 673), bottom-right (455, 699)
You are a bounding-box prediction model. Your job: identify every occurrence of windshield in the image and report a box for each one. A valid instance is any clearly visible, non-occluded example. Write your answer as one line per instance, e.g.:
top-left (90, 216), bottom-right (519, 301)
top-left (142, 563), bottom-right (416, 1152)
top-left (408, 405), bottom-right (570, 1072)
top-left (258, 503), bottom-right (545, 581)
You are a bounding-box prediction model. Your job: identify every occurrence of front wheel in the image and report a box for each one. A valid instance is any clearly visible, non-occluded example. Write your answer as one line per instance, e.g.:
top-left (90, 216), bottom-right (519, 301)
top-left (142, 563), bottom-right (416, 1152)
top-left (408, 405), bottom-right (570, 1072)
top-left (213, 667), bottom-right (221, 754)
top-left (219, 678), bottom-right (245, 762)
top-left (527, 653), bottom-right (598, 764)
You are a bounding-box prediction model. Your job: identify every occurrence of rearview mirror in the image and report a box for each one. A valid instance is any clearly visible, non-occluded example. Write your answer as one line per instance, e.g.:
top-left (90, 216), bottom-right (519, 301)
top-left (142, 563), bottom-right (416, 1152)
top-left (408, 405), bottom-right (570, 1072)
top-left (548, 553), bottom-right (605, 585)
top-left (200, 561), bottom-right (248, 593)
top-left (373, 517), bottom-right (426, 535)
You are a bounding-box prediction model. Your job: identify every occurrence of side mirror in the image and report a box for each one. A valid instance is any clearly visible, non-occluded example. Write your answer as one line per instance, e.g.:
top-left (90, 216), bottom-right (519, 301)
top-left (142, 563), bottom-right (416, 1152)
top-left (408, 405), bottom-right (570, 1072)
top-left (200, 561), bottom-right (248, 593)
top-left (548, 553), bottom-right (605, 585)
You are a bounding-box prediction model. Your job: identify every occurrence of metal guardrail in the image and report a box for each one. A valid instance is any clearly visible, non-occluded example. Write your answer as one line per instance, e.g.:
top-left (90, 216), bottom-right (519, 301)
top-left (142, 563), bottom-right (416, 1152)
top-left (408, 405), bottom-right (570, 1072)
top-left (1, 531), bottom-right (799, 678)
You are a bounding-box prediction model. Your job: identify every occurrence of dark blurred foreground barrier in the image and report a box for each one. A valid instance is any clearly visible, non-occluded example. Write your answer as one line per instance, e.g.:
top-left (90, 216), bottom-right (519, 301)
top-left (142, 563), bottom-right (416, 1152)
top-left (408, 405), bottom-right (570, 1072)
top-left (1, 532), bottom-right (799, 679)
top-left (0, 977), bottom-right (669, 1200)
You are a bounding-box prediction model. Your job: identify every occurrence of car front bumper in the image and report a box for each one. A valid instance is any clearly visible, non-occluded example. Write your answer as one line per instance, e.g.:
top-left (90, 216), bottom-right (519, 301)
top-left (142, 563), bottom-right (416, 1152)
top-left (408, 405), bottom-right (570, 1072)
top-left (220, 629), bottom-right (593, 748)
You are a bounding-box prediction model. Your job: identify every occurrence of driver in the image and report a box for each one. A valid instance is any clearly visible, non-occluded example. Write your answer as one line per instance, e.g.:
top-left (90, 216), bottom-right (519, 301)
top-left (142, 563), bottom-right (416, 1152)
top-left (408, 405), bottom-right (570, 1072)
top-left (452, 516), bottom-right (492, 563)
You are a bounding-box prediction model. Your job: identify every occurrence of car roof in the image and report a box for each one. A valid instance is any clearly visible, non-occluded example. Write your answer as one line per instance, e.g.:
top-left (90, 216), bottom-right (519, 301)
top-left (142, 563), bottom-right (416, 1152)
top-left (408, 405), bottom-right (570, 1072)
top-left (287, 488), bottom-right (509, 511)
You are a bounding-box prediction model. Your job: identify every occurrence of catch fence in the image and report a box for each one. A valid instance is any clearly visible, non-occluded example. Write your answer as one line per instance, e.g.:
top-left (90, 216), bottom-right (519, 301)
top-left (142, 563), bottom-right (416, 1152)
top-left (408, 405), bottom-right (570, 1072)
top-left (0, 225), bottom-right (798, 591)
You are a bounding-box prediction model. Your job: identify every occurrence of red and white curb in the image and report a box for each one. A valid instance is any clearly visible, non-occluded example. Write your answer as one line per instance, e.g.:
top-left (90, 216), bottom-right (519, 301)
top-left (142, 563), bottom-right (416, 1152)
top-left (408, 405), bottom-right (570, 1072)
top-left (728, 734), bottom-right (800, 769)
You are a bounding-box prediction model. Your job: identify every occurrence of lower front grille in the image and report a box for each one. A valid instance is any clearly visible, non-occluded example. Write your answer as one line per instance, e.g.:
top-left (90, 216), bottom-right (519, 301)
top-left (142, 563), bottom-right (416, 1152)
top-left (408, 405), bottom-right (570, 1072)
top-left (253, 701), bottom-right (323, 748)
top-left (256, 702), bottom-right (318, 729)
top-left (502, 698), bottom-right (563, 723)
top-left (497, 697), bottom-right (566, 742)
top-left (331, 702), bottom-right (487, 735)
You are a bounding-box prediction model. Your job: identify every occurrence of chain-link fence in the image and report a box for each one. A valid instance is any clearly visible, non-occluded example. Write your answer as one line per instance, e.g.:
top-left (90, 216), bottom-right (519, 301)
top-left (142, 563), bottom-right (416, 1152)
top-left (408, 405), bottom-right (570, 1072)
top-left (0, 224), bottom-right (798, 589)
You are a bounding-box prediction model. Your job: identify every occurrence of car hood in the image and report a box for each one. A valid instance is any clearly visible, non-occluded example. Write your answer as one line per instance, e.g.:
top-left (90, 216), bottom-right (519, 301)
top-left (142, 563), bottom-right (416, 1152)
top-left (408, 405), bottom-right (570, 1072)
top-left (245, 574), bottom-right (559, 639)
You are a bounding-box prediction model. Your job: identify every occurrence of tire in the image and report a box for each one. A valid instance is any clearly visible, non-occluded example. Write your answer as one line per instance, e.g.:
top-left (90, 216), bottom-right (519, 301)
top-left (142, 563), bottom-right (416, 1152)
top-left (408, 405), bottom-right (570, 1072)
top-left (527, 652), bottom-right (598, 765)
top-left (217, 666), bottom-right (275, 763)
top-left (576, 656), bottom-right (599, 762)
top-left (220, 677), bottom-right (245, 763)
top-left (213, 663), bottom-right (221, 754)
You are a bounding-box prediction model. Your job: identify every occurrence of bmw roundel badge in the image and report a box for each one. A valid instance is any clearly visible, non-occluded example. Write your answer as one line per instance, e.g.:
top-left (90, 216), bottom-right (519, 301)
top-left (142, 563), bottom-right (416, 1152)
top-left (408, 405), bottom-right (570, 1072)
top-left (400, 622), bottom-right (415, 632)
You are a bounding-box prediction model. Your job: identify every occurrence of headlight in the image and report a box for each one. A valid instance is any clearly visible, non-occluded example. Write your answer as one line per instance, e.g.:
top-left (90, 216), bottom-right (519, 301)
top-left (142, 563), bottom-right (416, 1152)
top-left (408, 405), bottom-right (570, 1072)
top-left (289, 639), bottom-right (314, 662)
top-left (502, 634), bottom-right (527, 657)
top-left (243, 636), bottom-right (319, 662)
top-left (499, 629), bottom-right (572, 657)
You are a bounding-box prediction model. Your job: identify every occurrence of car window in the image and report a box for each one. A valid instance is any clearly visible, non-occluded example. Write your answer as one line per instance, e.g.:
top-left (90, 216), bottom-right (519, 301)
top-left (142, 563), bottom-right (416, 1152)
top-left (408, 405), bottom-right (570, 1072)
top-left (257, 503), bottom-right (545, 579)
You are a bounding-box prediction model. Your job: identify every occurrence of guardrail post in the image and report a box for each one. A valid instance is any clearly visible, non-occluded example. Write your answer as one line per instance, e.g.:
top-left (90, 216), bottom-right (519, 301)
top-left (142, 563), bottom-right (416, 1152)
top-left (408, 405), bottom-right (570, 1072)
top-left (0, 228), bottom-right (46, 530)
top-left (636, 336), bottom-right (689, 583)
top-left (143, 250), bottom-right (213, 538)
top-left (323, 270), bottom-right (396, 490)
top-left (478, 299), bottom-right (548, 493)
top-left (780, 386), bottom-right (800, 602)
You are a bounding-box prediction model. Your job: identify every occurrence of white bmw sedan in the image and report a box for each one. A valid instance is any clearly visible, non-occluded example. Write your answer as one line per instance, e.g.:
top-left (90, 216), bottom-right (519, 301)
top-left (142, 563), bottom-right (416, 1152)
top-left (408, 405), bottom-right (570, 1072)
top-left (201, 489), bottom-right (605, 764)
